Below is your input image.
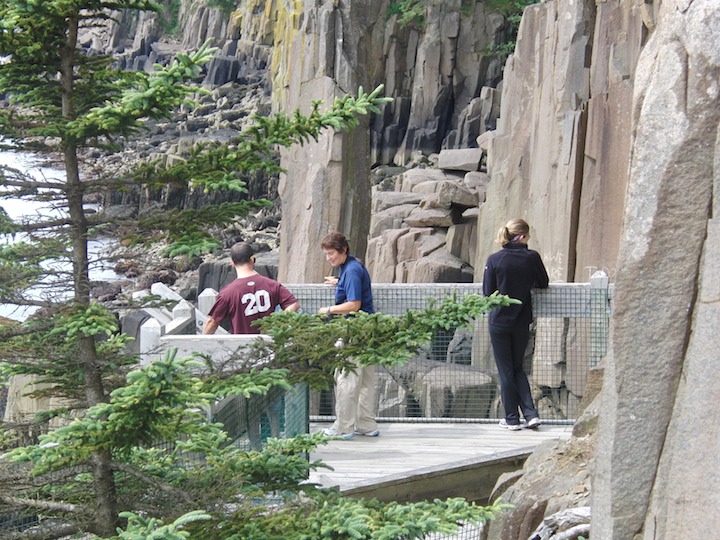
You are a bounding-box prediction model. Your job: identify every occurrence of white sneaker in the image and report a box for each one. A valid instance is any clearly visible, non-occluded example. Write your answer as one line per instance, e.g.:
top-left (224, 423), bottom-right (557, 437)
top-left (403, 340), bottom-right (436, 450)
top-left (354, 429), bottom-right (380, 437)
top-left (499, 419), bottom-right (522, 431)
top-left (525, 417), bottom-right (541, 429)
top-left (322, 427), bottom-right (354, 440)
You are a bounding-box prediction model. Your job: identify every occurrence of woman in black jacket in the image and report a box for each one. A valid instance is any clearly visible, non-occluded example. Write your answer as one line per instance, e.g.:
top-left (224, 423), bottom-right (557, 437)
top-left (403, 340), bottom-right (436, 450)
top-left (483, 218), bottom-right (549, 431)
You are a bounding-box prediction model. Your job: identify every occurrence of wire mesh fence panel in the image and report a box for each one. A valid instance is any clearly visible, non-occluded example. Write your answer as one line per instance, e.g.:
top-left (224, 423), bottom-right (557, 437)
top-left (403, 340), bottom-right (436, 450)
top-left (0, 509), bottom-right (40, 538)
top-left (154, 335), bottom-right (310, 452)
top-left (0, 279), bottom-right (610, 537)
top-left (427, 522), bottom-right (484, 540)
top-left (210, 383), bottom-right (309, 451)
top-left (287, 281), bottom-right (612, 425)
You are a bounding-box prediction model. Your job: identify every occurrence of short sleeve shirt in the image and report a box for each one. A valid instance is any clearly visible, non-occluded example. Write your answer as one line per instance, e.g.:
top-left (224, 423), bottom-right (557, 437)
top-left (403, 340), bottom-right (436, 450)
top-left (208, 274), bottom-right (298, 334)
top-left (336, 256), bottom-right (374, 314)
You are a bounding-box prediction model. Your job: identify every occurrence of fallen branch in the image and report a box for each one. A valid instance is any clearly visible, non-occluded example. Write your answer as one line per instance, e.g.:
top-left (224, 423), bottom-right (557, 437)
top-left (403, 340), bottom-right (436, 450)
top-left (112, 461), bottom-right (195, 504)
top-left (553, 523), bottom-right (591, 540)
top-left (3, 522), bottom-right (81, 540)
top-left (0, 494), bottom-right (82, 513)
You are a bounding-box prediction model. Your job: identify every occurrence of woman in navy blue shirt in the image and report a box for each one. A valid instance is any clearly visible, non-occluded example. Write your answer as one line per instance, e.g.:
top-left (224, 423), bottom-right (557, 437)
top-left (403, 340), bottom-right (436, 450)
top-left (318, 232), bottom-right (378, 440)
top-left (483, 219), bottom-right (549, 431)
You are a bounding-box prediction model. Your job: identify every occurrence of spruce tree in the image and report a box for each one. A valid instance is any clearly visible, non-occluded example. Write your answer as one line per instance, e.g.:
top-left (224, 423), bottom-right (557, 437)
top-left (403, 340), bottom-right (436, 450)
top-left (0, 1), bottom-right (509, 538)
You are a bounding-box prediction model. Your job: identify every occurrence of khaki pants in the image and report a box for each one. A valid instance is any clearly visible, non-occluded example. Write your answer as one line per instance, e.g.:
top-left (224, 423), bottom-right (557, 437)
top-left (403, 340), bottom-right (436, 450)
top-left (331, 361), bottom-right (378, 435)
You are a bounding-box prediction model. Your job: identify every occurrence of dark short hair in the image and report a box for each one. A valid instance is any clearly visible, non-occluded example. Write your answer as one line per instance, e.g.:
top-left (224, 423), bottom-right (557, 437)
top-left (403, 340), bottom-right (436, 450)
top-left (320, 231), bottom-right (349, 254)
top-left (230, 242), bottom-right (254, 265)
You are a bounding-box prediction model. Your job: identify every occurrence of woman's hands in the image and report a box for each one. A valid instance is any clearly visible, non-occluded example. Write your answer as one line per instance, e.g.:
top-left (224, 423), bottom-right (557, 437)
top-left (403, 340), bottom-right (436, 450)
top-left (321, 276), bottom-right (338, 314)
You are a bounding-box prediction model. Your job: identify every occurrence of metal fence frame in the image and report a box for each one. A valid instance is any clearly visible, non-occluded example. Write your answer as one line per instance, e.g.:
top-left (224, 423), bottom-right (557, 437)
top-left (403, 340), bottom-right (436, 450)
top-left (1, 275), bottom-right (611, 539)
top-left (285, 272), bottom-right (612, 425)
top-left (137, 273), bottom-right (612, 436)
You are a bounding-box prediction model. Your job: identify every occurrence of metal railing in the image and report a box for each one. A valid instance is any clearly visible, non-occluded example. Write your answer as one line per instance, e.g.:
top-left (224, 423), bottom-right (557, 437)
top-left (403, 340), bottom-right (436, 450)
top-left (0, 276), bottom-right (611, 538)
top-left (286, 272), bottom-right (612, 424)
top-left (134, 273), bottom-right (611, 430)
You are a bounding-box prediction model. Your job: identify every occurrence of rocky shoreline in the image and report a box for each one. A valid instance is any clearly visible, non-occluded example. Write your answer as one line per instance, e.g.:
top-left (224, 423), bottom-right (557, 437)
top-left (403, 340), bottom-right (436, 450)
top-left (83, 78), bottom-right (284, 305)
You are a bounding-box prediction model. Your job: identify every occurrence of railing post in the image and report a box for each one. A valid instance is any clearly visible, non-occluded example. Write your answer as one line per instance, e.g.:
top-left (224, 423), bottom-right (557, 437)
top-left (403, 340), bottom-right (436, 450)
top-left (198, 288), bottom-right (218, 315)
top-left (165, 299), bottom-right (196, 335)
top-left (139, 318), bottom-right (164, 366)
top-left (197, 288), bottom-right (223, 334)
top-left (589, 270), bottom-right (610, 368)
top-left (172, 299), bottom-right (193, 320)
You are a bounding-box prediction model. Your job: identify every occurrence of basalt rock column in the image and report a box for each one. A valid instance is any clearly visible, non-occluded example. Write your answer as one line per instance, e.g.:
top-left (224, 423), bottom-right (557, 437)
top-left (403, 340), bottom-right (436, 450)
top-left (272, 1), bottom-right (387, 283)
top-left (593, 1), bottom-right (720, 537)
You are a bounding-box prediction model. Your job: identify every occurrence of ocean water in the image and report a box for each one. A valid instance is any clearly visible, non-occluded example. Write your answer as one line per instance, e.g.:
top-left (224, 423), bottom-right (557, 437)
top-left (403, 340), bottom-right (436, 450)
top-left (0, 149), bottom-right (120, 321)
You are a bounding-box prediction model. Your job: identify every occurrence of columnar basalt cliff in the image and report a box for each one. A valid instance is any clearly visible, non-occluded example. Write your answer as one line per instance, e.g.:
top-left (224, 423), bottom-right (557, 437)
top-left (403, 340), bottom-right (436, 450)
top-left (592, 1), bottom-right (719, 538)
top-left (270, 0), bottom-right (383, 282)
top-left (481, 0), bottom-right (720, 538)
top-left (478, 0), bottom-right (650, 287)
top-left (77, 0), bottom-right (720, 537)
top-left (270, 0), bottom-right (509, 283)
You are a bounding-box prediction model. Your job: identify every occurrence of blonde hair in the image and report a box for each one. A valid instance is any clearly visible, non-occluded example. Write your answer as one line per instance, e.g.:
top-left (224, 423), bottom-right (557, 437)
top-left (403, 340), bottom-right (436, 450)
top-left (496, 218), bottom-right (531, 246)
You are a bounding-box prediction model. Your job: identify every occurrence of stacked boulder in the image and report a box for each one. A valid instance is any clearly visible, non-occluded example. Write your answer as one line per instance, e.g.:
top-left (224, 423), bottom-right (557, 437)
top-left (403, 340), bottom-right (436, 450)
top-left (366, 148), bottom-right (488, 284)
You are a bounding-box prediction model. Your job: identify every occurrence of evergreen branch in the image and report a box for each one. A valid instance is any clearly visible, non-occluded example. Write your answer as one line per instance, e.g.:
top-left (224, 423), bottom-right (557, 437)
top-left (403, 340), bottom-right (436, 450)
top-left (239, 85), bottom-right (392, 163)
top-left (253, 292), bottom-right (518, 387)
top-left (112, 462), bottom-right (195, 504)
top-left (66, 40), bottom-right (218, 140)
top-left (0, 166), bottom-right (67, 191)
top-left (118, 510), bottom-right (211, 540)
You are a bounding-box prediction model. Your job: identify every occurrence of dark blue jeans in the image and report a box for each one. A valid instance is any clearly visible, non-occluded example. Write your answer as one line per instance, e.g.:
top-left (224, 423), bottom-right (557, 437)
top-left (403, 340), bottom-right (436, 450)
top-left (489, 324), bottom-right (538, 425)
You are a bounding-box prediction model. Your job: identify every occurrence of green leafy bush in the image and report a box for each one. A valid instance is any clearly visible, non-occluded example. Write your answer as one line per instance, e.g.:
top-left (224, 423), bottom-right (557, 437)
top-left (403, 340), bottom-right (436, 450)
top-left (387, 0), bottom-right (427, 29)
top-left (206, 0), bottom-right (238, 13)
top-left (160, 0), bottom-right (182, 36)
top-left (484, 0), bottom-right (537, 58)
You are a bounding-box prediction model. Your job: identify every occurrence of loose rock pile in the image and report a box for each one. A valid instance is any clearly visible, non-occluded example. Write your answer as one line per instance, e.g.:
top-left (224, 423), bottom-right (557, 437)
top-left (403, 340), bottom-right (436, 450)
top-left (367, 148), bottom-right (488, 284)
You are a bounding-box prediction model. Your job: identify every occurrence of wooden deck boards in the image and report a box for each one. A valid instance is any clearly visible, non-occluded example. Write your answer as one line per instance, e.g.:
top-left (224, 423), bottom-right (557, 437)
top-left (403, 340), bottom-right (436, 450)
top-left (307, 421), bottom-right (573, 500)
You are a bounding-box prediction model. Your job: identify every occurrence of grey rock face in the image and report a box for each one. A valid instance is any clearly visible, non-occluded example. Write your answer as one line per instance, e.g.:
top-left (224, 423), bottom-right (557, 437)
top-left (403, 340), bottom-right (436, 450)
top-left (367, 163), bottom-right (484, 284)
top-left (592, 1), bottom-right (720, 538)
top-left (476, 0), bottom-right (600, 286)
top-left (271, 0), bottom-right (508, 283)
top-left (436, 148), bottom-right (483, 172)
top-left (273, 1), bottom-right (386, 283)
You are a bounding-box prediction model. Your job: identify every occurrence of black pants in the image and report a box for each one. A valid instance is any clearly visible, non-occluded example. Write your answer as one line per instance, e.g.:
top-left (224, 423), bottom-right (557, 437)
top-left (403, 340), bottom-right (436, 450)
top-left (489, 323), bottom-right (538, 425)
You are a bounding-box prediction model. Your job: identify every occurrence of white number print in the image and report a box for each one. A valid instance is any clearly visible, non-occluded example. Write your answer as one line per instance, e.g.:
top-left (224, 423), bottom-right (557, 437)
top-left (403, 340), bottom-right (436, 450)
top-left (242, 290), bottom-right (272, 316)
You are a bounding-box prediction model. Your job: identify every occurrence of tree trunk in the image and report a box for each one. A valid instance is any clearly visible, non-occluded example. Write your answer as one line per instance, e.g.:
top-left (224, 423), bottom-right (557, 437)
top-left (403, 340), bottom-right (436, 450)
top-left (60, 15), bottom-right (118, 537)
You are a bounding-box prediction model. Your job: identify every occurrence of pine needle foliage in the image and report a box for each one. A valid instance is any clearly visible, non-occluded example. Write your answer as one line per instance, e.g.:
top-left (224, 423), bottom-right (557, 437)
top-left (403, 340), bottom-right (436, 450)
top-left (252, 291), bottom-right (518, 390)
top-left (0, 0), bottom-right (392, 536)
top-left (3, 295), bottom-right (515, 539)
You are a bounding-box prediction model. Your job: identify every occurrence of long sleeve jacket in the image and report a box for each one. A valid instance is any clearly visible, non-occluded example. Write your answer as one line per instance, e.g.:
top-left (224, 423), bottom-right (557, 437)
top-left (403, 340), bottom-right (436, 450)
top-left (482, 243), bottom-right (549, 329)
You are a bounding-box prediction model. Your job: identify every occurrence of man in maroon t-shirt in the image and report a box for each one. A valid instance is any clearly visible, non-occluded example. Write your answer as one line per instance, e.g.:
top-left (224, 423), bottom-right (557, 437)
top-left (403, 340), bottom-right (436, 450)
top-left (202, 242), bottom-right (300, 334)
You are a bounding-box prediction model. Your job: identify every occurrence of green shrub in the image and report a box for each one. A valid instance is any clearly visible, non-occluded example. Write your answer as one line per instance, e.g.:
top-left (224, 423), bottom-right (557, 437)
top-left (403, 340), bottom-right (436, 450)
top-left (159, 0), bottom-right (182, 36)
top-left (207, 0), bottom-right (238, 14)
top-left (387, 0), bottom-right (427, 29)
top-left (484, 0), bottom-right (536, 59)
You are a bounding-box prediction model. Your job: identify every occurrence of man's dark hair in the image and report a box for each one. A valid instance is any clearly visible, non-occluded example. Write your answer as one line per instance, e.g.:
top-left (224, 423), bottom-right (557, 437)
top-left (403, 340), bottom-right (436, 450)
top-left (230, 242), bottom-right (254, 265)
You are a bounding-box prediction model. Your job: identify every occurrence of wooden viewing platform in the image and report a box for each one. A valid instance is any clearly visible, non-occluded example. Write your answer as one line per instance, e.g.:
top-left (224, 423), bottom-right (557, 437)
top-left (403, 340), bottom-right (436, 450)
top-left (154, 332), bottom-right (576, 506)
top-left (308, 421), bottom-right (573, 504)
